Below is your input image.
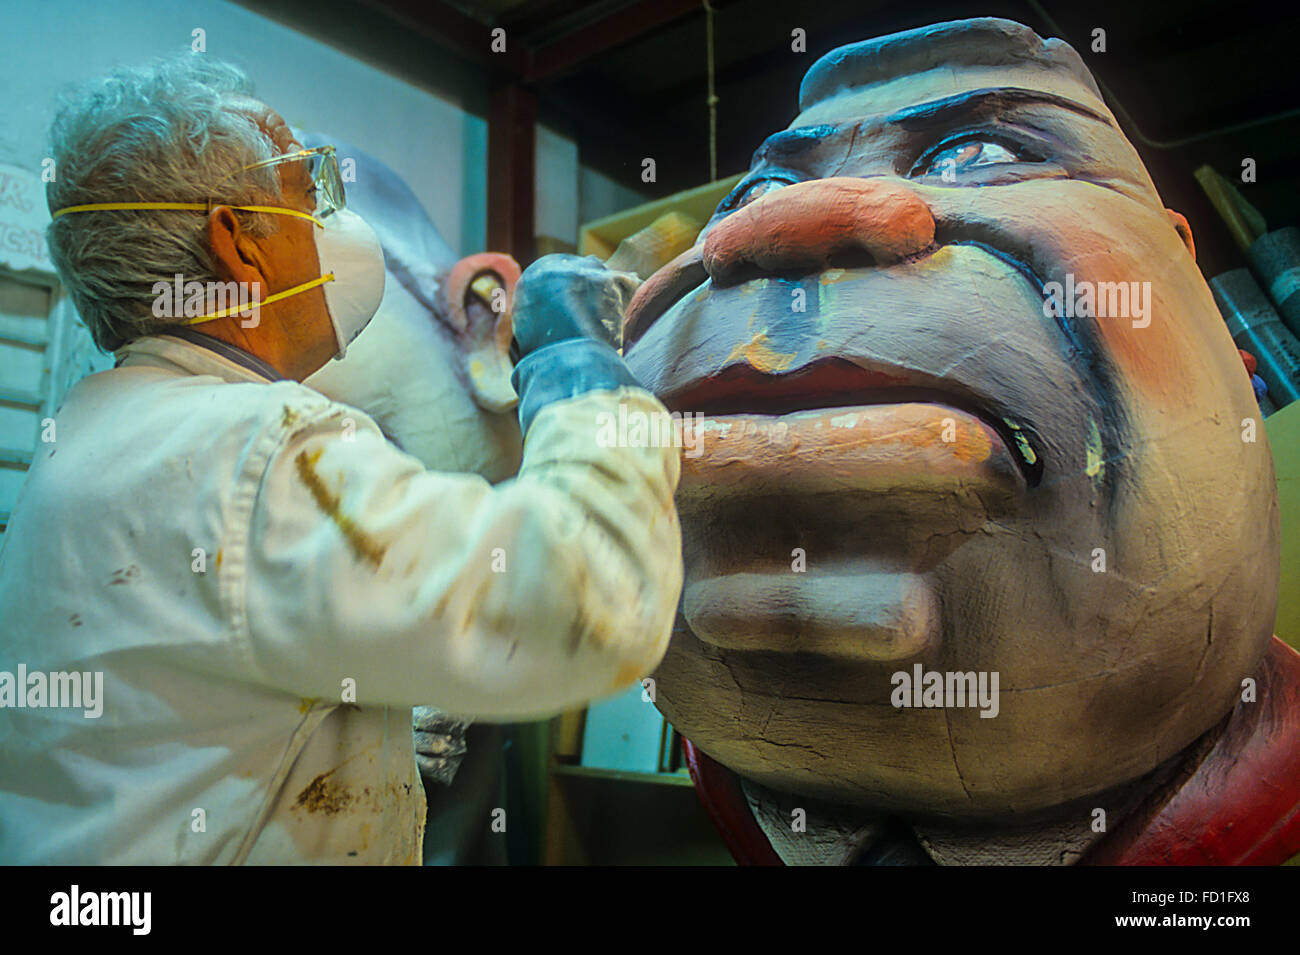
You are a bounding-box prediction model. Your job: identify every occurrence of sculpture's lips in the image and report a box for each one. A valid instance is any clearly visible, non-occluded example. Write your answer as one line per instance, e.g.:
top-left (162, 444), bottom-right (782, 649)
top-left (676, 402), bottom-right (1025, 503)
top-left (664, 358), bottom-right (1041, 489)
top-left (662, 360), bottom-right (1033, 665)
top-left (670, 391), bottom-right (1025, 663)
top-left (672, 395), bottom-right (1024, 663)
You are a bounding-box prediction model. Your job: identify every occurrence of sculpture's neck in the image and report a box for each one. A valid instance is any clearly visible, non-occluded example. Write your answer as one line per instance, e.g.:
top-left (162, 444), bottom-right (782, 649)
top-left (742, 746), bottom-right (1191, 865)
top-left (909, 774), bottom-right (1161, 865)
top-left (706, 639), bottom-right (1300, 865)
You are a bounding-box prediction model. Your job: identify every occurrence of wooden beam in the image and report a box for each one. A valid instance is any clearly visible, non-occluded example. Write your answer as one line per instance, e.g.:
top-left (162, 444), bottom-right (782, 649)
top-left (487, 81), bottom-right (537, 263)
top-left (524, 0), bottom-right (704, 82)
top-left (360, 0), bottom-right (526, 74)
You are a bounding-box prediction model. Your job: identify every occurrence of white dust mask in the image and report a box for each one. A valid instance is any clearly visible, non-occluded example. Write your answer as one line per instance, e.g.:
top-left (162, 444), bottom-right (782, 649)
top-left (313, 208), bottom-right (386, 359)
top-left (106, 203), bottom-right (388, 359)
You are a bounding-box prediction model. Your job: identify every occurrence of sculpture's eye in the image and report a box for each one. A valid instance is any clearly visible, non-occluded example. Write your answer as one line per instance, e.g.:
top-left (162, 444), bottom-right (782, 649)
top-left (719, 176), bottom-right (792, 214)
top-left (913, 139), bottom-right (1024, 178)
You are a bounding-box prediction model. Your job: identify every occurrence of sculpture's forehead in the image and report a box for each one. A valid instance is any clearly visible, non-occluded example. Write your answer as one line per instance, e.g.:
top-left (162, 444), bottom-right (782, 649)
top-left (790, 63), bottom-right (1114, 132)
top-left (772, 60), bottom-right (1162, 209)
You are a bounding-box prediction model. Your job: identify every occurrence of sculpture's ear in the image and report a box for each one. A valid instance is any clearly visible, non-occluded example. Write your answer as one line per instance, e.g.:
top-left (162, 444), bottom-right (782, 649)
top-left (1167, 210), bottom-right (1196, 262)
top-left (437, 252), bottom-right (521, 413)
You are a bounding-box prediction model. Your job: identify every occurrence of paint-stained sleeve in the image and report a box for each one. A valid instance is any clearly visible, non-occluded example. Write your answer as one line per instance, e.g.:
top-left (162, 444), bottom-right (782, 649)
top-left (241, 388), bottom-right (682, 720)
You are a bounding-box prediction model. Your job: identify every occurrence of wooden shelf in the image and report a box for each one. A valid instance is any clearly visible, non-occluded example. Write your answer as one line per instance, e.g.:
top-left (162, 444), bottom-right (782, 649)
top-left (552, 763), bottom-right (695, 787)
top-left (543, 758), bottom-right (733, 865)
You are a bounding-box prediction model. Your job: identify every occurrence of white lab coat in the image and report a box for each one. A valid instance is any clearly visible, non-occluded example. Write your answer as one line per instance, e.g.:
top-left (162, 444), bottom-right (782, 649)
top-left (0, 334), bottom-right (681, 863)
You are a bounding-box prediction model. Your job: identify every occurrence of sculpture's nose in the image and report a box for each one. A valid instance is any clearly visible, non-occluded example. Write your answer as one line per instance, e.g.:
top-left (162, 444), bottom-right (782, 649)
top-left (701, 176), bottom-right (936, 287)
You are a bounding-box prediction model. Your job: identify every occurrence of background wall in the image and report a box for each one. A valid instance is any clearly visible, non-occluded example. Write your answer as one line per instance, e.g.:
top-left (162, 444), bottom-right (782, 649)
top-left (0, 0), bottom-right (647, 538)
top-left (0, 0), bottom-right (488, 254)
top-left (0, 0), bottom-right (646, 259)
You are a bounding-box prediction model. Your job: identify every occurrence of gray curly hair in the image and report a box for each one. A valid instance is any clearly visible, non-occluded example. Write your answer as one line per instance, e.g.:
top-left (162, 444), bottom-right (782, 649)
top-left (46, 54), bottom-right (283, 351)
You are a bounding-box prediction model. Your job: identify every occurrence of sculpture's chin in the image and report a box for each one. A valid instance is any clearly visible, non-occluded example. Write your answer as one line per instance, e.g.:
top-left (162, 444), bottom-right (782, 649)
top-left (683, 566), bottom-right (941, 663)
top-left (654, 586), bottom-right (1274, 822)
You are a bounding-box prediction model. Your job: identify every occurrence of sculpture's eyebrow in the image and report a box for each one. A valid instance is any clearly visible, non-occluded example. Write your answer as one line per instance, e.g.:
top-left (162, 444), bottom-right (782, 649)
top-left (884, 87), bottom-right (1112, 130)
top-left (750, 124), bottom-right (842, 168)
top-left (750, 89), bottom-right (1110, 169)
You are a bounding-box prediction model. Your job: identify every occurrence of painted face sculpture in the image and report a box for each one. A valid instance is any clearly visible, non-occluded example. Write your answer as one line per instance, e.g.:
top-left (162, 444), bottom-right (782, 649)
top-left (622, 18), bottom-right (1281, 858)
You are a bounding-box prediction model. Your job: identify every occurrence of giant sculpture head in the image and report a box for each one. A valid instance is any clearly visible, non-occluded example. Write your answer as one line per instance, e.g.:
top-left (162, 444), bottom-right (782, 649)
top-left (623, 18), bottom-right (1279, 821)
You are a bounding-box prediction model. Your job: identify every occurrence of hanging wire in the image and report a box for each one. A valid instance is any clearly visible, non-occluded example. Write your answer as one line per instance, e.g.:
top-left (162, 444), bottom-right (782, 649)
top-left (704, 0), bottom-right (718, 182)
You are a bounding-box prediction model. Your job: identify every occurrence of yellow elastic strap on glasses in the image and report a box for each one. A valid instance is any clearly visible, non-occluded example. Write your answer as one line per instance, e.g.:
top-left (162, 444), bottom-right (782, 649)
top-left (179, 273), bottom-right (336, 324)
top-left (50, 202), bottom-right (323, 228)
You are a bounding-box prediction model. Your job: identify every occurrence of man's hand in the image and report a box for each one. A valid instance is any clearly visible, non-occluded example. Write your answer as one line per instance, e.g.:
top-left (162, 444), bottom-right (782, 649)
top-left (511, 254), bottom-right (641, 355)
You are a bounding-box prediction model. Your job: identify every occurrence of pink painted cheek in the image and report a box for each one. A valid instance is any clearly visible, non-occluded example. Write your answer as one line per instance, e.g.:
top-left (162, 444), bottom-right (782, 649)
top-left (1063, 248), bottom-right (1204, 407)
top-left (974, 192), bottom-right (1206, 409)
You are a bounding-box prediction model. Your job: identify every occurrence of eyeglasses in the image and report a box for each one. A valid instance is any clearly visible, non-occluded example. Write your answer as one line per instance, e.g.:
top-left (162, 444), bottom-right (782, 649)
top-left (235, 144), bottom-right (346, 220)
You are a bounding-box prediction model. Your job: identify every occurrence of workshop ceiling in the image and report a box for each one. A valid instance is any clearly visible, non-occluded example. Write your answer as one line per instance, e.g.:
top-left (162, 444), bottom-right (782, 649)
top-left (244, 0), bottom-right (1300, 275)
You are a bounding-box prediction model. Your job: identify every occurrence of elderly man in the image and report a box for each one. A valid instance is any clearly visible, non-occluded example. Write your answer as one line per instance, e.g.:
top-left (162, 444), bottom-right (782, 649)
top-left (0, 54), bottom-right (682, 863)
top-left (624, 18), bottom-right (1299, 865)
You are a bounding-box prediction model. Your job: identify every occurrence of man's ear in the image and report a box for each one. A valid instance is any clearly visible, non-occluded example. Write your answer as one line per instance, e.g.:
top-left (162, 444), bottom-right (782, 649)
top-left (1167, 209), bottom-right (1196, 262)
top-left (206, 206), bottom-right (267, 292)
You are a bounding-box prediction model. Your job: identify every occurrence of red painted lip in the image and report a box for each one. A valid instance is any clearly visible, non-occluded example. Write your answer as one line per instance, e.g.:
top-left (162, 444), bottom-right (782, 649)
top-left (662, 358), bottom-right (913, 416)
top-left (663, 357), bottom-right (1044, 486)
